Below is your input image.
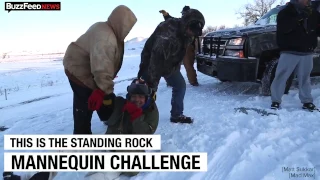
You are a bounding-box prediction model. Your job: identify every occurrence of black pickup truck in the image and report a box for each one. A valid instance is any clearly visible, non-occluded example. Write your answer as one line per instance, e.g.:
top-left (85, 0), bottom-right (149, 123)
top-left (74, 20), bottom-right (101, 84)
top-left (196, 3), bottom-right (320, 95)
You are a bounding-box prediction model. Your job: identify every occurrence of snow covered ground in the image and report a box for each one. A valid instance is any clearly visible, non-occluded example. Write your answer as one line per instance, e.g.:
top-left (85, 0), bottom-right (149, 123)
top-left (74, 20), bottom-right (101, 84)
top-left (1, 38), bottom-right (320, 180)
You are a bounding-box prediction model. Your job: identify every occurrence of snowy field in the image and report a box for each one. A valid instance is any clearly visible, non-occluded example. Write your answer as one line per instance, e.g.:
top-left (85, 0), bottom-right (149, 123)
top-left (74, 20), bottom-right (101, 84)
top-left (1, 37), bottom-right (320, 180)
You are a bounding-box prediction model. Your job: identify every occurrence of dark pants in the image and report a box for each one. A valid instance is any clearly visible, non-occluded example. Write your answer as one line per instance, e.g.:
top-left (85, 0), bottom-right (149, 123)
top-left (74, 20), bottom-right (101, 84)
top-left (29, 172), bottom-right (49, 180)
top-left (68, 79), bottom-right (113, 134)
top-left (165, 69), bottom-right (186, 117)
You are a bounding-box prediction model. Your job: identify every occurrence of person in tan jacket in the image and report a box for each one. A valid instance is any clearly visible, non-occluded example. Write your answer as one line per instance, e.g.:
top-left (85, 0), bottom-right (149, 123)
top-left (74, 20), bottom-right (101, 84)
top-left (63, 5), bottom-right (137, 134)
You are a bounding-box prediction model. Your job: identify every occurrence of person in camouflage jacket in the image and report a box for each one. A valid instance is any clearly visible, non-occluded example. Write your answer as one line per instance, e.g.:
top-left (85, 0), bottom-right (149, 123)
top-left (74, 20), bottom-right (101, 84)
top-left (137, 8), bottom-right (205, 123)
top-left (160, 6), bottom-right (200, 86)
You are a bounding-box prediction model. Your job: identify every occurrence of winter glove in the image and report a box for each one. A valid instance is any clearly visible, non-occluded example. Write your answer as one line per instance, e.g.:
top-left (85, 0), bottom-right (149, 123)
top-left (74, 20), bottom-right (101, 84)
top-left (134, 77), bottom-right (146, 84)
top-left (138, 77), bottom-right (156, 100)
top-left (122, 101), bottom-right (143, 122)
top-left (97, 94), bottom-right (115, 121)
top-left (3, 172), bottom-right (20, 180)
top-left (150, 89), bottom-right (157, 101)
top-left (88, 89), bottom-right (105, 111)
top-left (88, 88), bottom-right (115, 111)
top-left (159, 10), bottom-right (168, 16)
top-left (103, 93), bottom-right (115, 106)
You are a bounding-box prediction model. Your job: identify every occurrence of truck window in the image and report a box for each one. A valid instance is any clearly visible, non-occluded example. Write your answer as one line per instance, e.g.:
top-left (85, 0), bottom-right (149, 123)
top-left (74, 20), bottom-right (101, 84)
top-left (255, 6), bottom-right (285, 25)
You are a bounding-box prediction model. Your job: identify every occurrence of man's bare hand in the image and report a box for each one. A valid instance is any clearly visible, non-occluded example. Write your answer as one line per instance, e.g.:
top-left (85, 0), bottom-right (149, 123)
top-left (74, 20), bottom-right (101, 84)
top-left (159, 10), bottom-right (168, 16)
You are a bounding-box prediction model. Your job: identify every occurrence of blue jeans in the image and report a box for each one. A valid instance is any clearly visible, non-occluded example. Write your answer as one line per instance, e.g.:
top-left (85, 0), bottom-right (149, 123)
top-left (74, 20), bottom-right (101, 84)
top-left (165, 70), bottom-right (186, 117)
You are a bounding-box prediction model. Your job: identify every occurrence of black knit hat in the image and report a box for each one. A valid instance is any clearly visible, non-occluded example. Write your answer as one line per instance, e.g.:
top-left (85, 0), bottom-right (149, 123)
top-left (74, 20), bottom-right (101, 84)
top-left (181, 6), bottom-right (190, 13)
top-left (181, 9), bottom-right (205, 36)
top-left (126, 79), bottom-right (151, 99)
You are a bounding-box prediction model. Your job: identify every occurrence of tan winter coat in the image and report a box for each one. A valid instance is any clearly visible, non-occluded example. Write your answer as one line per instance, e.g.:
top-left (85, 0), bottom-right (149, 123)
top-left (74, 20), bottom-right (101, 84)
top-left (63, 5), bottom-right (137, 94)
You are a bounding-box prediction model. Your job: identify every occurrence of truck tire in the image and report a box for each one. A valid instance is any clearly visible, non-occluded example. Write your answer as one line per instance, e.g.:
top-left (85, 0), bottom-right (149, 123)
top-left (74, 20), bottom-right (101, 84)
top-left (260, 59), bottom-right (294, 96)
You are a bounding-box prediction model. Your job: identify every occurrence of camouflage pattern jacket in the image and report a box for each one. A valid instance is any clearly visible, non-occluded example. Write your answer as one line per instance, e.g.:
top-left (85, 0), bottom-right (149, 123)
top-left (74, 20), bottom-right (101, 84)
top-left (163, 13), bottom-right (197, 52)
top-left (137, 9), bottom-right (205, 91)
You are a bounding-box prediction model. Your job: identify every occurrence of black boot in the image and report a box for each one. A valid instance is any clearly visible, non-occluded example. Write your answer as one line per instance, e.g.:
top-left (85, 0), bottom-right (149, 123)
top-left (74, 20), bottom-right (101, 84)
top-left (190, 81), bottom-right (199, 86)
top-left (3, 172), bottom-right (20, 180)
top-left (271, 102), bottom-right (280, 110)
top-left (170, 115), bottom-right (193, 124)
top-left (302, 103), bottom-right (319, 112)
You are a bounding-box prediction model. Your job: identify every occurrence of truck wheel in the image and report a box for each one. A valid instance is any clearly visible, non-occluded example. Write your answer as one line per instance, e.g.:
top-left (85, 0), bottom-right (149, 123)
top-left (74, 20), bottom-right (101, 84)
top-left (260, 59), bottom-right (294, 96)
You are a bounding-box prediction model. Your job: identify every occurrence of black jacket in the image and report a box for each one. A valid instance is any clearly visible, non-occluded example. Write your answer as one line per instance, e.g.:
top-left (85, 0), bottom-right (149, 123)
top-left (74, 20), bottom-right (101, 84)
top-left (163, 14), bottom-right (174, 21)
top-left (276, 3), bottom-right (320, 52)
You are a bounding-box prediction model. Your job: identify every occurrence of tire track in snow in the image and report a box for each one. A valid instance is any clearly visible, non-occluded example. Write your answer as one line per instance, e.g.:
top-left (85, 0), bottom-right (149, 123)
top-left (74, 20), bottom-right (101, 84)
top-left (213, 82), bottom-right (261, 96)
top-left (231, 138), bottom-right (307, 180)
top-left (189, 129), bottom-right (261, 180)
top-left (209, 83), bottom-right (236, 94)
top-left (0, 94), bottom-right (66, 110)
top-left (0, 107), bottom-right (72, 135)
top-left (224, 134), bottom-right (312, 180)
top-left (213, 102), bottom-right (320, 180)
top-left (260, 140), bottom-right (320, 180)
top-left (194, 81), bottom-right (261, 98)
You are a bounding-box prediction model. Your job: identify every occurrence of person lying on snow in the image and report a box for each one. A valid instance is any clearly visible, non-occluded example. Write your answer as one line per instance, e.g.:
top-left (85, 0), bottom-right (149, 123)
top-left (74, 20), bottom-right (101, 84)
top-left (3, 80), bottom-right (159, 180)
top-left (106, 78), bottom-right (159, 135)
top-left (84, 79), bottom-right (159, 179)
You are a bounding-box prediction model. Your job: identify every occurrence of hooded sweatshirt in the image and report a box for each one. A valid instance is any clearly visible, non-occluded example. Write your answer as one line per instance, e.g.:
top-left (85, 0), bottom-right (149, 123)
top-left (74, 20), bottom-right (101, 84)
top-left (63, 5), bottom-right (137, 94)
top-left (282, 0), bottom-right (313, 55)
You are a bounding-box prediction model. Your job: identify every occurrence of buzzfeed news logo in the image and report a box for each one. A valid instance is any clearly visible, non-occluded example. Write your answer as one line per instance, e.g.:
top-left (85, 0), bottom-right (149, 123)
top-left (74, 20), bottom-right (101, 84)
top-left (5, 2), bottom-right (61, 13)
